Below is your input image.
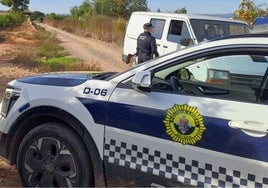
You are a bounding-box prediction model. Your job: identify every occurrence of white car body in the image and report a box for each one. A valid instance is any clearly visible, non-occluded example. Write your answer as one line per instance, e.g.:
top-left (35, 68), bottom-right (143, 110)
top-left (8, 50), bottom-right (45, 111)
top-left (0, 34), bottom-right (268, 187)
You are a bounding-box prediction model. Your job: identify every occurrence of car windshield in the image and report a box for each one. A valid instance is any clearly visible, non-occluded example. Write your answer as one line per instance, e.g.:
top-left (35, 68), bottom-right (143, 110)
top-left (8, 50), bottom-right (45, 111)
top-left (190, 19), bottom-right (251, 42)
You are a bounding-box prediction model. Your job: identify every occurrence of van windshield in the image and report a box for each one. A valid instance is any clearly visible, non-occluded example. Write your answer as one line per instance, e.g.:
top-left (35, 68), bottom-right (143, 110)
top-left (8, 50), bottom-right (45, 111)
top-left (190, 19), bottom-right (250, 42)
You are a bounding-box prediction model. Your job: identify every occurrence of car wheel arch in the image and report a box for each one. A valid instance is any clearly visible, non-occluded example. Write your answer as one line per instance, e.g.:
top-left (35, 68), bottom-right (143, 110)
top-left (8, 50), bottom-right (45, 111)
top-left (6, 105), bottom-right (106, 187)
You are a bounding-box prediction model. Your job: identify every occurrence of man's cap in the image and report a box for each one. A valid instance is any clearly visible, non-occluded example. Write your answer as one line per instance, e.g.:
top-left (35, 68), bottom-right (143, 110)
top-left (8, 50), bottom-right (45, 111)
top-left (143, 23), bottom-right (153, 29)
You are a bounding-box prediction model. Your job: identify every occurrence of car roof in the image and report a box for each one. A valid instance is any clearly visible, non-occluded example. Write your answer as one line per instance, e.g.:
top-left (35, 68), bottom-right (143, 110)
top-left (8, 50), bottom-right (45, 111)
top-left (212, 33), bottom-right (268, 41)
top-left (161, 34), bottom-right (268, 61)
top-left (132, 11), bottom-right (248, 24)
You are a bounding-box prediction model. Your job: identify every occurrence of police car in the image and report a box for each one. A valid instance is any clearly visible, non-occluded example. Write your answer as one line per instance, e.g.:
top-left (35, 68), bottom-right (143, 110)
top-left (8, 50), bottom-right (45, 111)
top-left (0, 34), bottom-right (268, 187)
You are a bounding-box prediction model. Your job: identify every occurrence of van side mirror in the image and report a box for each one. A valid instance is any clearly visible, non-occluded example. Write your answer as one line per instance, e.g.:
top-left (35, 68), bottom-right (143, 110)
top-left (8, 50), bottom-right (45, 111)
top-left (180, 38), bottom-right (194, 47)
top-left (132, 70), bottom-right (152, 92)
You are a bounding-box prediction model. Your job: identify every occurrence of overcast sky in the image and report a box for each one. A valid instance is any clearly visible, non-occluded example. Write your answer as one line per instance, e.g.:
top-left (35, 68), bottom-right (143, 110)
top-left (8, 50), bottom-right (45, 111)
top-left (0, 0), bottom-right (267, 15)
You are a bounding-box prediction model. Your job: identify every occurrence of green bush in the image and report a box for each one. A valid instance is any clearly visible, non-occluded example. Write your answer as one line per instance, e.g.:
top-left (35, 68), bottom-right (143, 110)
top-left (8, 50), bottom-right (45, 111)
top-left (34, 31), bottom-right (64, 59)
top-left (37, 56), bottom-right (102, 72)
top-left (32, 29), bottom-right (102, 72)
top-left (0, 12), bottom-right (24, 27)
top-left (35, 41), bottom-right (63, 58)
top-left (30, 11), bottom-right (45, 22)
top-left (43, 57), bottom-right (78, 71)
top-left (47, 13), bottom-right (65, 20)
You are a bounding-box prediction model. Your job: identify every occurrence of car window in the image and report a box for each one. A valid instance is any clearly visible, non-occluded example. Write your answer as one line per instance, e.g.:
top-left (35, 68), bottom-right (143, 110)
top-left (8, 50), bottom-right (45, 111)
top-left (167, 20), bottom-right (191, 44)
top-left (190, 19), bottom-right (250, 42)
top-left (230, 24), bottom-right (250, 35)
top-left (151, 53), bottom-right (268, 102)
top-left (259, 67), bottom-right (268, 103)
top-left (150, 18), bottom-right (165, 39)
top-left (167, 20), bottom-right (183, 43)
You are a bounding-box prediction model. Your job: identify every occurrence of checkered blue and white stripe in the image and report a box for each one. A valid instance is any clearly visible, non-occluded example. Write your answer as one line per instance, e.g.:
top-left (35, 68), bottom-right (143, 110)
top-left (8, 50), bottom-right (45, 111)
top-left (104, 138), bottom-right (268, 187)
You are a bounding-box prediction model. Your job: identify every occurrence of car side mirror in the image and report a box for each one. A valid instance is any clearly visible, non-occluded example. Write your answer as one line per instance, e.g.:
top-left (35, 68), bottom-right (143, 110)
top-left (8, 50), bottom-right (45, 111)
top-left (132, 70), bottom-right (152, 92)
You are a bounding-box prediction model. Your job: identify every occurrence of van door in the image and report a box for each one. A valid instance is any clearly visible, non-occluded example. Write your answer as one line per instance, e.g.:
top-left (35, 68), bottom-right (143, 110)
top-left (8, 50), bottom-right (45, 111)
top-left (150, 18), bottom-right (166, 57)
top-left (156, 19), bottom-right (193, 56)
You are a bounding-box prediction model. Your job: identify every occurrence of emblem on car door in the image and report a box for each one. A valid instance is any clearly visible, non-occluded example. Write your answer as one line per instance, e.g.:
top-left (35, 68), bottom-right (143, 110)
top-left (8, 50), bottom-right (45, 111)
top-left (163, 104), bottom-right (206, 145)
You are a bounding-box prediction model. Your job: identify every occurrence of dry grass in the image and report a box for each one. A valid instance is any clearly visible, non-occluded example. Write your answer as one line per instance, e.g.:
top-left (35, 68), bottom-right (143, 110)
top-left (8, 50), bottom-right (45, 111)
top-left (5, 22), bottom-right (103, 73)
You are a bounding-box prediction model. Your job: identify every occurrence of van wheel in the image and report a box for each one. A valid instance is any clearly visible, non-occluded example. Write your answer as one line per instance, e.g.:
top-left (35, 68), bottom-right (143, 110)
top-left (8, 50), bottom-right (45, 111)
top-left (129, 56), bottom-right (137, 68)
top-left (17, 122), bottom-right (94, 187)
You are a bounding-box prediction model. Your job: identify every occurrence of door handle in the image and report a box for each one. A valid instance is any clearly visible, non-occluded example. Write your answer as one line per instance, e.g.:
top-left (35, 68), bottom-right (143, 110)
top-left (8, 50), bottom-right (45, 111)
top-left (163, 45), bottom-right (168, 48)
top-left (229, 120), bottom-right (268, 137)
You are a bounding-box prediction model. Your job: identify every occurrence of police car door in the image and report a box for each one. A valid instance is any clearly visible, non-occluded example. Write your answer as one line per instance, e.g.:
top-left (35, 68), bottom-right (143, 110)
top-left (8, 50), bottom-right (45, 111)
top-left (104, 48), bottom-right (268, 187)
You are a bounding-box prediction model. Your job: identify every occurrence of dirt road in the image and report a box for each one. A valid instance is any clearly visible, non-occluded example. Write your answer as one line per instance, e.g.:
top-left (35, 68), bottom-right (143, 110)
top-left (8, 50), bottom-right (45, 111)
top-left (0, 21), bottom-right (129, 187)
top-left (36, 23), bottom-right (128, 72)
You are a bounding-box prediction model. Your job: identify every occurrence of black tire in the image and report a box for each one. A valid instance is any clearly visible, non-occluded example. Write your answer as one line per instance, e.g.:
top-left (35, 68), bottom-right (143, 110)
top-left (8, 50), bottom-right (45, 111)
top-left (17, 122), bottom-right (94, 187)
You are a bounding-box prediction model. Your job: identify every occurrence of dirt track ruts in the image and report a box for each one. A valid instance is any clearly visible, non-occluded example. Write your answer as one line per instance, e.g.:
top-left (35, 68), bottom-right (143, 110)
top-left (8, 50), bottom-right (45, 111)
top-left (36, 23), bottom-right (128, 72)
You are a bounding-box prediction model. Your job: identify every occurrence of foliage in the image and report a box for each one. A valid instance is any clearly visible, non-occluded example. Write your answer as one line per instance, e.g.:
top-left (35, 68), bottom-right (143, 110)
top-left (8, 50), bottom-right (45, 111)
top-left (121, 0), bottom-right (148, 17)
top-left (70, 0), bottom-right (148, 19)
top-left (35, 37), bottom-right (64, 59)
top-left (30, 11), bottom-right (45, 21)
top-left (34, 30), bottom-right (65, 62)
top-left (0, 12), bottom-right (24, 27)
top-left (173, 7), bottom-right (187, 14)
top-left (33, 29), bottom-right (102, 72)
top-left (48, 0), bottom-right (149, 44)
top-left (234, 0), bottom-right (267, 25)
top-left (46, 14), bottom-right (126, 45)
top-left (42, 57), bottom-right (80, 71)
top-left (47, 13), bottom-right (65, 20)
top-left (0, 0), bottom-right (29, 11)
top-left (70, 0), bottom-right (93, 18)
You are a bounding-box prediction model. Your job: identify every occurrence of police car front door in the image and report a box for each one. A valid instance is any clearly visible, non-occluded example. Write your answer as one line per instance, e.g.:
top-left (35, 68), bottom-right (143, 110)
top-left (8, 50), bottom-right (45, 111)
top-left (104, 53), bottom-right (268, 187)
top-left (105, 86), bottom-right (268, 187)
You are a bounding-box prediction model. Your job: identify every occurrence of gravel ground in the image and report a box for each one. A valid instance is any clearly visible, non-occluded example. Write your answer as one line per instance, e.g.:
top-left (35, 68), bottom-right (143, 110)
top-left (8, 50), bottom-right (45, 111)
top-left (0, 20), bottom-right (128, 187)
top-left (0, 21), bottom-right (45, 187)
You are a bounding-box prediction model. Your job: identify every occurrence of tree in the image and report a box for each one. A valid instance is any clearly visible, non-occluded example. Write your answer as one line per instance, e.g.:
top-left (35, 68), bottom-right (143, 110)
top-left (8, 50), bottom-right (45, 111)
top-left (127, 0), bottom-right (148, 14)
top-left (69, 0), bottom-right (148, 19)
top-left (93, 0), bottom-right (116, 16)
top-left (260, 7), bottom-right (268, 17)
top-left (173, 7), bottom-right (187, 14)
top-left (92, 0), bottom-right (148, 18)
top-left (234, 0), bottom-right (267, 25)
top-left (70, 0), bottom-right (93, 18)
top-left (0, 0), bottom-right (29, 11)
top-left (30, 11), bottom-right (45, 22)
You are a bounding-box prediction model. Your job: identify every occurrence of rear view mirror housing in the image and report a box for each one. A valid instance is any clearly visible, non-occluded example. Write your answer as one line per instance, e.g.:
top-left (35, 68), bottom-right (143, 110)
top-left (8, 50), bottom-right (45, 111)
top-left (131, 70), bottom-right (152, 92)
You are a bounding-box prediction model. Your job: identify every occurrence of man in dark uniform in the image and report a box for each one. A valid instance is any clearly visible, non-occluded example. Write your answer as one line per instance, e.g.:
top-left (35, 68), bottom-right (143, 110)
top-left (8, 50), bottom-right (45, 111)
top-left (136, 23), bottom-right (159, 64)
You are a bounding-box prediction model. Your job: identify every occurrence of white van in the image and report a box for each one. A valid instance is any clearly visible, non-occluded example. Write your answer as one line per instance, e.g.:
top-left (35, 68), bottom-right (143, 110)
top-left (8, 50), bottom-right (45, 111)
top-left (122, 11), bottom-right (250, 66)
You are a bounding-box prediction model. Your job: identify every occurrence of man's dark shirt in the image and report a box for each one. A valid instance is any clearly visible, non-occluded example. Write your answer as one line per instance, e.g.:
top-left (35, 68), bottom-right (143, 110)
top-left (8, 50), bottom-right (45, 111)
top-left (136, 31), bottom-right (159, 64)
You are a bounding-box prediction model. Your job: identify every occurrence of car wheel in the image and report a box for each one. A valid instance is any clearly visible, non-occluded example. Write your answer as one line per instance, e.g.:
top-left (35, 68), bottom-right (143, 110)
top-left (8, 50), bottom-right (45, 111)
top-left (17, 122), bottom-right (94, 187)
